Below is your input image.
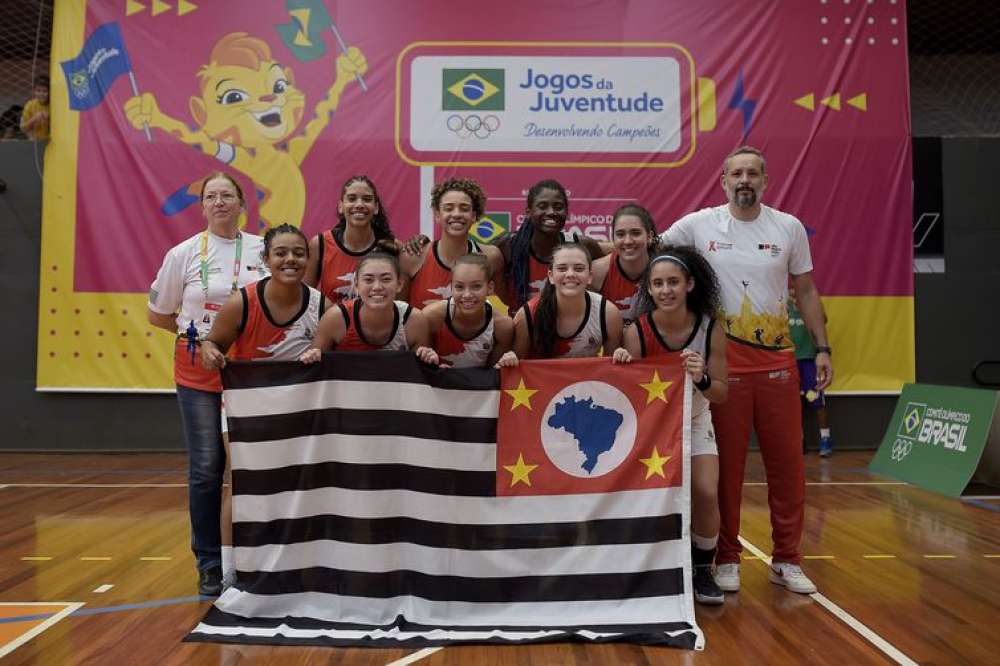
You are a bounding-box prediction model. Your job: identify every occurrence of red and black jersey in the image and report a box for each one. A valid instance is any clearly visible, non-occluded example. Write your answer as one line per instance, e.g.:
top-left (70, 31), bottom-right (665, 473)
top-left (432, 299), bottom-right (495, 368)
top-left (316, 229), bottom-right (378, 304)
top-left (228, 278), bottom-right (325, 362)
top-left (409, 239), bottom-right (482, 307)
top-left (336, 299), bottom-right (412, 351)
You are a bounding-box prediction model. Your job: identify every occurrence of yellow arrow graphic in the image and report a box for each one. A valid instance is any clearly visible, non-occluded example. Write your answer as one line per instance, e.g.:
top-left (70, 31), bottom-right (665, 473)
top-left (821, 93), bottom-right (841, 111)
top-left (847, 93), bottom-right (867, 111)
top-left (794, 93), bottom-right (815, 111)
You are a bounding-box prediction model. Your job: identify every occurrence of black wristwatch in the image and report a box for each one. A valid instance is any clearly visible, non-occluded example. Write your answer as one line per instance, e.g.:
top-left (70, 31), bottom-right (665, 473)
top-left (815, 346), bottom-right (832, 356)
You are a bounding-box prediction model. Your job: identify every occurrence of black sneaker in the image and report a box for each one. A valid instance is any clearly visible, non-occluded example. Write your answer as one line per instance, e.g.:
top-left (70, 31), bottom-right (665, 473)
top-left (198, 566), bottom-right (223, 596)
top-left (693, 566), bottom-right (724, 605)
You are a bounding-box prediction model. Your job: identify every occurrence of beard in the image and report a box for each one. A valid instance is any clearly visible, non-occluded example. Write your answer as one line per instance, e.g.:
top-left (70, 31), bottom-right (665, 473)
top-left (734, 187), bottom-right (758, 209)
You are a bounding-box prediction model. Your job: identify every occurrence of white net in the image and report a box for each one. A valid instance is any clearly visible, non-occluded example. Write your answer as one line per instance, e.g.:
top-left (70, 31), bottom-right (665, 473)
top-left (0, 0), bottom-right (52, 140)
top-left (909, 1), bottom-right (1000, 137)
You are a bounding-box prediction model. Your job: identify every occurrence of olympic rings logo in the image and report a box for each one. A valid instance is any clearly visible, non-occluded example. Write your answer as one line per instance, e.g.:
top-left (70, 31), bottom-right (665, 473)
top-left (446, 114), bottom-right (500, 139)
top-left (890, 439), bottom-right (913, 462)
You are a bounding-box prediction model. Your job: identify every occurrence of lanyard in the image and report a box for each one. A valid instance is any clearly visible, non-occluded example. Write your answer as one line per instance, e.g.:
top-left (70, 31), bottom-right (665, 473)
top-left (199, 230), bottom-right (243, 297)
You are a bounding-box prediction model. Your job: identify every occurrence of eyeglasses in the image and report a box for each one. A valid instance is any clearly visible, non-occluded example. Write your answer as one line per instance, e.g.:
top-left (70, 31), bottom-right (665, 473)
top-left (204, 193), bottom-right (238, 204)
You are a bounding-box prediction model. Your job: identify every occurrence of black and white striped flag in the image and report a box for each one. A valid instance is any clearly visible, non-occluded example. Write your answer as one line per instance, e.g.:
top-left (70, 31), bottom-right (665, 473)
top-left (188, 352), bottom-right (701, 649)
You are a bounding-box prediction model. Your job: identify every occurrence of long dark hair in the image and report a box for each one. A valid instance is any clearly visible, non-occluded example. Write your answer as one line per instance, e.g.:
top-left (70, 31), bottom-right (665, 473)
top-left (611, 203), bottom-right (660, 256)
top-left (506, 179), bottom-right (568, 308)
top-left (334, 175), bottom-right (395, 250)
top-left (532, 242), bottom-right (591, 357)
top-left (634, 245), bottom-right (721, 318)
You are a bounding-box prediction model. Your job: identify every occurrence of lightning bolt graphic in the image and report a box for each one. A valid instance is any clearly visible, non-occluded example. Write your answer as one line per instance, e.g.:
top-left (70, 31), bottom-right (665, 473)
top-left (728, 70), bottom-right (757, 138)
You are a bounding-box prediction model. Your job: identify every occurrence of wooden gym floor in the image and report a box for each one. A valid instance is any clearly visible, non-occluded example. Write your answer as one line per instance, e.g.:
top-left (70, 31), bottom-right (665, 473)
top-left (1, 451), bottom-right (998, 665)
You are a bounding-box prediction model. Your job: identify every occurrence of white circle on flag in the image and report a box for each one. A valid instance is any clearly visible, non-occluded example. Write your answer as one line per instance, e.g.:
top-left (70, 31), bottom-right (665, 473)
top-left (540, 381), bottom-right (637, 478)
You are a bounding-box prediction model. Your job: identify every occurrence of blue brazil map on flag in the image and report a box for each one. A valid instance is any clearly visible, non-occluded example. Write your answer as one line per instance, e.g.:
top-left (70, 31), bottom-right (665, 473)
top-left (548, 397), bottom-right (624, 474)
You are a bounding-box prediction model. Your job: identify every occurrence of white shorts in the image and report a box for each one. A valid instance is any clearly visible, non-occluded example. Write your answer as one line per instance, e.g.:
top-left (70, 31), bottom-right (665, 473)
top-left (691, 407), bottom-right (718, 457)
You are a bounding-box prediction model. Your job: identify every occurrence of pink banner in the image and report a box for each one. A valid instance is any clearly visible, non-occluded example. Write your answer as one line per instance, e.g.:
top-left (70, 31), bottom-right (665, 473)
top-left (40, 0), bottom-right (913, 391)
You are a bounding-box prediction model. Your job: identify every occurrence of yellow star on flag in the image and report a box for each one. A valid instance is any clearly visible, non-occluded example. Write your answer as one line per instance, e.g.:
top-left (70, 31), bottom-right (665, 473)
top-left (504, 378), bottom-right (538, 411)
top-left (504, 453), bottom-right (539, 487)
top-left (639, 447), bottom-right (671, 480)
top-left (639, 370), bottom-right (673, 405)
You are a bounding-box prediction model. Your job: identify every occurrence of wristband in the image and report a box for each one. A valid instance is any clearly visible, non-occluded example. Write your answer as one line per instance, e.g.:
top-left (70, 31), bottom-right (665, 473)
top-left (815, 346), bottom-right (832, 356)
top-left (694, 374), bottom-right (712, 392)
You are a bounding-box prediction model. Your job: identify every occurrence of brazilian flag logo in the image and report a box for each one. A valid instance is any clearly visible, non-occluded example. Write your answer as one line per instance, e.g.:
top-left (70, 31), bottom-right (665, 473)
top-left (443, 69), bottom-right (505, 111)
top-left (897, 402), bottom-right (926, 440)
top-left (471, 212), bottom-right (511, 245)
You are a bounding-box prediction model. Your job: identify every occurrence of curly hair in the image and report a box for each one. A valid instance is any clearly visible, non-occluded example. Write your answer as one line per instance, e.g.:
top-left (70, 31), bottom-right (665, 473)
top-left (334, 175), bottom-right (395, 246)
top-left (633, 245), bottom-right (721, 319)
top-left (431, 177), bottom-right (487, 219)
top-left (531, 242), bottom-right (591, 358)
top-left (506, 179), bottom-right (568, 309)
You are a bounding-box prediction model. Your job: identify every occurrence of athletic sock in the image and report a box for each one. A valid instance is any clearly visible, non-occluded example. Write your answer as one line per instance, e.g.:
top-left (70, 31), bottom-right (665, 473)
top-left (221, 545), bottom-right (234, 578)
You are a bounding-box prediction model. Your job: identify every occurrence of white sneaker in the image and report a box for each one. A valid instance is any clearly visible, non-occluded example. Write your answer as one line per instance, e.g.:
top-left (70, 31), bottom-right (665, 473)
top-left (714, 563), bottom-right (740, 592)
top-left (769, 562), bottom-right (817, 594)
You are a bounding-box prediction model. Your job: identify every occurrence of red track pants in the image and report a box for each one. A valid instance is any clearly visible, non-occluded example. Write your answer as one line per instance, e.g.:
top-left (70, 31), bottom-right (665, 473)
top-left (710, 366), bottom-right (804, 565)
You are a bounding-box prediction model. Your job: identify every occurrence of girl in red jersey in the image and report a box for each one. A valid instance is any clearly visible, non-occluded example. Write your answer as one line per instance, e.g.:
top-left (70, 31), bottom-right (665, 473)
top-left (202, 224), bottom-right (328, 365)
top-left (500, 179), bottom-right (608, 311)
top-left (591, 203), bottom-right (659, 322)
top-left (496, 243), bottom-right (622, 364)
top-left (305, 175), bottom-right (399, 304)
top-left (199, 224), bottom-right (327, 591)
top-left (414, 254), bottom-right (513, 368)
top-left (611, 246), bottom-right (728, 606)
top-left (302, 252), bottom-right (431, 361)
top-left (403, 178), bottom-right (504, 308)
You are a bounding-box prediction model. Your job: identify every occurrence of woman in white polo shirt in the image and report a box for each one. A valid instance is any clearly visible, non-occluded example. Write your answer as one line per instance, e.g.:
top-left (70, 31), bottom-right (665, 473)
top-left (147, 172), bottom-right (266, 597)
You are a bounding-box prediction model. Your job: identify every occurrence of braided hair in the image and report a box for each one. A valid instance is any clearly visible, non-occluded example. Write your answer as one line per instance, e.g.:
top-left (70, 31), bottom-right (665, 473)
top-left (506, 179), bottom-right (568, 309)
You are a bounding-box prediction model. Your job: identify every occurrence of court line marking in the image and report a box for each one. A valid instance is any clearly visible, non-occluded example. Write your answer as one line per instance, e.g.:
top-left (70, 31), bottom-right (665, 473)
top-left (963, 495), bottom-right (1000, 500)
top-left (803, 555), bottom-right (835, 559)
top-left (93, 584), bottom-right (114, 594)
top-left (140, 557), bottom-right (172, 561)
top-left (863, 555), bottom-right (897, 559)
top-left (923, 555), bottom-right (955, 559)
top-left (81, 557), bottom-right (112, 561)
top-left (738, 536), bottom-right (918, 666)
top-left (984, 555), bottom-right (1000, 559)
top-left (386, 647), bottom-right (444, 666)
top-left (0, 602), bottom-right (85, 659)
top-left (960, 498), bottom-right (1000, 513)
top-left (744, 482), bottom-right (907, 487)
top-left (20, 557), bottom-right (53, 561)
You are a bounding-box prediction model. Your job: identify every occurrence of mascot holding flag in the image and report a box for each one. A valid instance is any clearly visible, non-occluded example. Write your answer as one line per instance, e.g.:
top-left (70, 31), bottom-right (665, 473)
top-left (123, 0), bottom-right (367, 230)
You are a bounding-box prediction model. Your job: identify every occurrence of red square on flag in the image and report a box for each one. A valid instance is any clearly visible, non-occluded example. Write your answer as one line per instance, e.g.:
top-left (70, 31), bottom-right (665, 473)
top-left (497, 357), bottom-right (687, 496)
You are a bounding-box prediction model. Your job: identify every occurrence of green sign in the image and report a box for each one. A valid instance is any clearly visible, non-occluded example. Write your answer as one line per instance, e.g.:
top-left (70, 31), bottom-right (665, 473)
top-left (870, 383), bottom-right (999, 497)
top-left (442, 69), bottom-right (505, 111)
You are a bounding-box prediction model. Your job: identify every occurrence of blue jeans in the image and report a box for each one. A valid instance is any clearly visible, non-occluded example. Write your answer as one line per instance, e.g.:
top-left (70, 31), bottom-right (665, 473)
top-left (176, 384), bottom-right (225, 572)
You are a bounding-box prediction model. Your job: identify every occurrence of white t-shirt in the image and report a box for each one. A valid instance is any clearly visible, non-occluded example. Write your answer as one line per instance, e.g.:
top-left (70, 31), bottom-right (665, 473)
top-left (148, 230), bottom-right (268, 336)
top-left (660, 204), bottom-right (812, 350)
